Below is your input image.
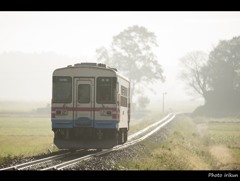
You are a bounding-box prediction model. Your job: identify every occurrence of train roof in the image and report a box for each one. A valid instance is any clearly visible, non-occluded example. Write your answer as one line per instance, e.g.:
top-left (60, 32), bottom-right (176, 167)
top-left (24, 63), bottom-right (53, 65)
top-left (54, 62), bottom-right (129, 82)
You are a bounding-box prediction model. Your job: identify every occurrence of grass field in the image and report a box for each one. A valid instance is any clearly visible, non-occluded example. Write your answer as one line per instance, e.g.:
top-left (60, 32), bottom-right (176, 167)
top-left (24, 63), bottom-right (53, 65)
top-left (116, 115), bottom-right (240, 170)
top-left (3, 113), bottom-right (237, 170)
top-left (0, 116), bottom-right (53, 164)
top-left (0, 113), bottom-right (166, 165)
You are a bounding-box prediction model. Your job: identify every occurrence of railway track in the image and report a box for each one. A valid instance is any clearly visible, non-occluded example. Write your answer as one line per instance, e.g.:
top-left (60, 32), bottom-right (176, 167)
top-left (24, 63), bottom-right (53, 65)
top-left (0, 151), bottom-right (71, 170)
top-left (0, 113), bottom-right (177, 171)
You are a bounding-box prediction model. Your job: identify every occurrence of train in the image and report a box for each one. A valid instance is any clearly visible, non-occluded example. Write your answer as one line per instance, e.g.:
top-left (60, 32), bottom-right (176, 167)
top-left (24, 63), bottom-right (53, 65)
top-left (51, 62), bottom-right (130, 150)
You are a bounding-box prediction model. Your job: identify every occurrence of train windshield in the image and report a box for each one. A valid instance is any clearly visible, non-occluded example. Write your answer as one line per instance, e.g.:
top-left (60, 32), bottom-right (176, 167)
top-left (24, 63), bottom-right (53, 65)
top-left (52, 76), bottom-right (72, 103)
top-left (97, 77), bottom-right (117, 104)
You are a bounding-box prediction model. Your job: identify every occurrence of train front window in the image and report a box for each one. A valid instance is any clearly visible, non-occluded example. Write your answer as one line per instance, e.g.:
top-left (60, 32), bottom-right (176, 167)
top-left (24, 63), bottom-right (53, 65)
top-left (53, 76), bottom-right (72, 103)
top-left (97, 77), bottom-right (116, 104)
top-left (78, 84), bottom-right (90, 103)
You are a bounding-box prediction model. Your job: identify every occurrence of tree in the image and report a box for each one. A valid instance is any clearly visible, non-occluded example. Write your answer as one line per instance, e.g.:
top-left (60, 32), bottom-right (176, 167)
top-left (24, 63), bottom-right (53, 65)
top-left (206, 36), bottom-right (240, 110)
top-left (96, 25), bottom-right (165, 110)
top-left (179, 51), bottom-right (209, 102)
top-left (208, 36), bottom-right (240, 92)
top-left (137, 96), bottom-right (150, 111)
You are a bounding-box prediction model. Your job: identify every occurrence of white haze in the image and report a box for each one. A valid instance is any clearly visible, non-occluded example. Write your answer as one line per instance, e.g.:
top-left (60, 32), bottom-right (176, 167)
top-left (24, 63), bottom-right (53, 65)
top-left (1, 11), bottom-right (240, 112)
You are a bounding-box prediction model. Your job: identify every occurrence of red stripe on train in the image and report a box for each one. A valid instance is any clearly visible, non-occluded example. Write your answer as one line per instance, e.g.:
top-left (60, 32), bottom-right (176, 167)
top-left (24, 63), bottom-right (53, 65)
top-left (52, 113), bottom-right (118, 119)
top-left (112, 114), bottom-right (117, 119)
top-left (52, 107), bottom-right (117, 112)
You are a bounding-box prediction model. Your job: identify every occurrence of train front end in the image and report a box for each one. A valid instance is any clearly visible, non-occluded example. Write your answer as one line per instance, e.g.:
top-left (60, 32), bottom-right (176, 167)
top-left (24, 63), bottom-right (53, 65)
top-left (51, 63), bottom-right (125, 150)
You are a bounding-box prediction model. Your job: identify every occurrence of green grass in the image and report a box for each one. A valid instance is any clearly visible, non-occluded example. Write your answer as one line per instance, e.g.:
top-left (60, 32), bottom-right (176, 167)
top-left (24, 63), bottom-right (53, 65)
top-left (0, 116), bottom-right (53, 163)
top-left (0, 113), bottom-right (167, 165)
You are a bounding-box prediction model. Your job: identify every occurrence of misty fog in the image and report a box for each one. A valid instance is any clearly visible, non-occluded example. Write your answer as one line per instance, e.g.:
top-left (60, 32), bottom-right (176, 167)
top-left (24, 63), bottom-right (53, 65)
top-left (1, 11), bottom-right (240, 117)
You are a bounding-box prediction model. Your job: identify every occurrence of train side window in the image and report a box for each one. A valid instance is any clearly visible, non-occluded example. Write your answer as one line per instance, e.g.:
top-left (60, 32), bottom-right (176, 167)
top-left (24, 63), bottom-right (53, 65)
top-left (78, 84), bottom-right (90, 103)
top-left (120, 85), bottom-right (128, 107)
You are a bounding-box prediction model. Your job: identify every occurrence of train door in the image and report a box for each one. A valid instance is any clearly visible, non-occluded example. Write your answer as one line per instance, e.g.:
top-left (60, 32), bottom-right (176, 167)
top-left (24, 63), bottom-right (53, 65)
top-left (74, 78), bottom-right (95, 127)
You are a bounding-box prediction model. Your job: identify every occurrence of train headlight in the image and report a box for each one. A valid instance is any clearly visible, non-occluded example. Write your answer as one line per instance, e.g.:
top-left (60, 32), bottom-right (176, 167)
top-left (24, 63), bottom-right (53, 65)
top-left (56, 109), bottom-right (68, 116)
top-left (100, 110), bottom-right (112, 116)
top-left (62, 109), bottom-right (68, 115)
top-left (56, 110), bottom-right (61, 115)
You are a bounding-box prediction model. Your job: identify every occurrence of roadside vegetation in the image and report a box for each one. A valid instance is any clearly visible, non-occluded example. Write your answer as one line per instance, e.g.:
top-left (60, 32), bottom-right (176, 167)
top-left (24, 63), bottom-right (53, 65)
top-left (116, 115), bottom-right (240, 170)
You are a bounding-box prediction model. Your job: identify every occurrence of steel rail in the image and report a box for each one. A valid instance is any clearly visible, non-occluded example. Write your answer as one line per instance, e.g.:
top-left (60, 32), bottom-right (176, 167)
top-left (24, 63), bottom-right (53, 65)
top-left (0, 151), bottom-right (71, 170)
top-left (43, 113), bottom-right (176, 170)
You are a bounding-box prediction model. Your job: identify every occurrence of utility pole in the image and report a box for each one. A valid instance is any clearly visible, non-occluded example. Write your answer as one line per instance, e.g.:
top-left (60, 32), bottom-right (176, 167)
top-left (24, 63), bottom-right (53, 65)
top-left (162, 92), bottom-right (167, 113)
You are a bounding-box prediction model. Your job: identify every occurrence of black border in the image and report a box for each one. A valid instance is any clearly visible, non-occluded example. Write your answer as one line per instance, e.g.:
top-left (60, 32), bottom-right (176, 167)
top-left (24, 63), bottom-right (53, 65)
top-left (1, 0), bottom-right (238, 11)
top-left (1, 170), bottom-right (240, 180)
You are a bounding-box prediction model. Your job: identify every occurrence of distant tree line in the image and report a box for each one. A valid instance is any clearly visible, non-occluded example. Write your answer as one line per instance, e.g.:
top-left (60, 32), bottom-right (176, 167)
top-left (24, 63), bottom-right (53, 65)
top-left (180, 36), bottom-right (240, 116)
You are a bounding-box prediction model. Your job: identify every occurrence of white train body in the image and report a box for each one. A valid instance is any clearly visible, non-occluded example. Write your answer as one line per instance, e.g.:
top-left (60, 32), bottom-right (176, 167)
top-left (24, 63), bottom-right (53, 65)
top-left (51, 63), bottom-right (130, 149)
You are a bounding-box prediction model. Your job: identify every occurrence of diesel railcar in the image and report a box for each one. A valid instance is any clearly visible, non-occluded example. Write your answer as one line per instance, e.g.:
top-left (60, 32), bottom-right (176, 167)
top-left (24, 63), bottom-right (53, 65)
top-left (51, 63), bottom-right (130, 149)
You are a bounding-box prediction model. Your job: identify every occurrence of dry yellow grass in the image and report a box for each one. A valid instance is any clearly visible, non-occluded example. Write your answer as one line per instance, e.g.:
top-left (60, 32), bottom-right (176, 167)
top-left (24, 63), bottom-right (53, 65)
top-left (116, 115), bottom-right (240, 170)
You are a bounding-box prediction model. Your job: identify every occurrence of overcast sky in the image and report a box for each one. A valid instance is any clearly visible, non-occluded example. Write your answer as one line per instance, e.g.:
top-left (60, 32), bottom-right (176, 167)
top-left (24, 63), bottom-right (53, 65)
top-left (1, 11), bottom-right (240, 110)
